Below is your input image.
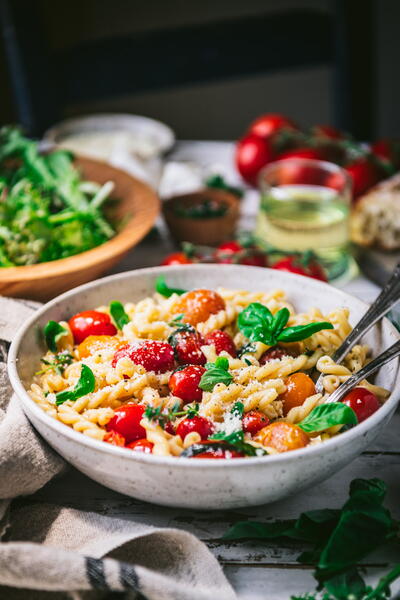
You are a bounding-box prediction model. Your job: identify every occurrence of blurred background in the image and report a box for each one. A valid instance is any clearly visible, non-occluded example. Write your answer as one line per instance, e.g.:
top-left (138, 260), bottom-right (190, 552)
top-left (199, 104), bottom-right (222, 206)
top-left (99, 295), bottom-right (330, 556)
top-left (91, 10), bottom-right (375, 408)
top-left (1, 0), bottom-right (400, 141)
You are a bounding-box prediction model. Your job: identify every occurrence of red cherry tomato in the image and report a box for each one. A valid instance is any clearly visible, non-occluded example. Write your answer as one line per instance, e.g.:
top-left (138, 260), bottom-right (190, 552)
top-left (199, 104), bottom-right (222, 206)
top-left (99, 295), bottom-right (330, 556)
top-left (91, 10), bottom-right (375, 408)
top-left (191, 440), bottom-right (244, 459)
top-left (69, 310), bottom-right (117, 344)
top-left (214, 241), bottom-right (267, 267)
top-left (277, 147), bottom-right (326, 161)
top-left (169, 328), bottom-right (206, 366)
top-left (243, 410), bottom-right (270, 435)
top-left (112, 341), bottom-right (175, 373)
top-left (161, 252), bottom-right (193, 266)
top-left (345, 158), bottom-right (384, 200)
top-left (169, 365), bottom-right (205, 402)
top-left (176, 416), bottom-right (214, 440)
top-left (204, 330), bottom-right (236, 357)
top-left (126, 438), bottom-right (154, 453)
top-left (274, 151), bottom-right (327, 186)
top-left (106, 403), bottom-right (146, 444)
top-left (215, 241), bottom-right (243, 259)
top-left (312, 124), bottom-right (346, 140)
top-left (260, 346), bottom-right (296, 364)
top-left (272, 256), bottom-right (327, 281)
top-left (235, 134), bottom-right (275, 185)
top-left (103, 430), bottom-right (125, 446)
top-left (248, 113), bottom-right (298, 139)
top-left (371, 139), bottom-right (400, 167)
top-left (342, 387), bottom-right (380, 423)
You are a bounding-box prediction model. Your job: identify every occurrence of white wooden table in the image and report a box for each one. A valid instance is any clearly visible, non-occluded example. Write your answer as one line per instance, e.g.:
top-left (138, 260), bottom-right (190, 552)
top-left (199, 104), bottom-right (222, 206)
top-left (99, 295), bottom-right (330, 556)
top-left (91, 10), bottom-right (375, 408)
top-left (22, 142), bottom-right (400, 599)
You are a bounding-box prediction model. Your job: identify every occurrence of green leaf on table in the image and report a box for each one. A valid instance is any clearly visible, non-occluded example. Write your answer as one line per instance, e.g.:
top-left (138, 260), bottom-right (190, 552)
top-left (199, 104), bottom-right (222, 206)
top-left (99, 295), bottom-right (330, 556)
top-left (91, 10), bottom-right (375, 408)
top-left (55, 364), bottom-right (95, 405)
top-left (199, 356), bottom-right (233, 392)
top-left (298, 403), bottom-right (358, 433)
top-left (155, 276), bottom-right (187, 298)
top-left (109, 301), bottom-right (130, 329)
top-left (44, 320), bottom-right (68, 352)
top-left (238, 302), bottom-right (333, 346)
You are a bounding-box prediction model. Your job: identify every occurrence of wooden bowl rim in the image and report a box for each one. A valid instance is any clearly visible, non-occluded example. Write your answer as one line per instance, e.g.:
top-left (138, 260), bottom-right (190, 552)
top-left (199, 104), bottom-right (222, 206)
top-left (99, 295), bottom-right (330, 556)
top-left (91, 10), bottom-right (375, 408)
top-left (0, 157), bottom-right (160, 282)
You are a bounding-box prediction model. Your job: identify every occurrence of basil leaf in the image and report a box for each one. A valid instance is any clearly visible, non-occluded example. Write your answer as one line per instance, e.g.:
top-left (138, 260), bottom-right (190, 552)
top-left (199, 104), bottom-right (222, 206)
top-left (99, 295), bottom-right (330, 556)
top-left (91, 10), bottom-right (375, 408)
top-left (277, 321), bottom-right (334, 343)
top-left (155, 276), bottom-right (186, 298)
top-left (109, 301), bottom-right (129, 329)
top-left (209, 429), bottom-right (266, 457)
top-left (199, 356), bottom-right (233, 392)
top-left (231, 401), bottom-right (244, 417)
top-left (271, 307), bottom-right (290, 337)
top-left (55, 364), bottom-right (95, 405)
top-left (298, 403), bottom-right (357, 433)
top-left (44, 320), bottom-right (68, 352)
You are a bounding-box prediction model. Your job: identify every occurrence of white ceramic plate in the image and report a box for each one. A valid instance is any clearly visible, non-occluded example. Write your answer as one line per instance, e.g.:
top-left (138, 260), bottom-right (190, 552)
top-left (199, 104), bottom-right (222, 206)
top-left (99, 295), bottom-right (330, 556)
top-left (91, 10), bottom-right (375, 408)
top-left (8, 266), bottom-right (400, 509)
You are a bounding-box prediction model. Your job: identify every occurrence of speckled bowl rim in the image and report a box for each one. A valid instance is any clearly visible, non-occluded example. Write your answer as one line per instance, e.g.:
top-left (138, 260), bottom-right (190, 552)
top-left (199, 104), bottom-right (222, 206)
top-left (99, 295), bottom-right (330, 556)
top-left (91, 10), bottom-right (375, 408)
top-left (8, 264), bottom-right (400, 468)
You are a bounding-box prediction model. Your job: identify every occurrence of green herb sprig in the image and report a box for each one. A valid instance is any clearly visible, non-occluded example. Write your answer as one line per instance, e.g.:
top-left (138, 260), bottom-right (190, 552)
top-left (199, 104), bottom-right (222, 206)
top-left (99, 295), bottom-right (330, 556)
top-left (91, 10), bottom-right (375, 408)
top-left (36, 351), bottom-right (73, 376)
top-left (55, 364), bottom-right (95, 406)
top-left (199, 357), bottom-right (233, 392)
top-left (238, 303), bottom-right (334, 346)
top-left (155, 276), bottom-right (187, 298)
top-left (44, 320), bottom-right (68, 352)
top-left (298, 403), bottom-right (358, 433)
top-left (144, 402), bottom-right (199, 427)
top-left (109, 301), bottom-right (130, 330)
top-left (224, 478), bottom-right (400, 600)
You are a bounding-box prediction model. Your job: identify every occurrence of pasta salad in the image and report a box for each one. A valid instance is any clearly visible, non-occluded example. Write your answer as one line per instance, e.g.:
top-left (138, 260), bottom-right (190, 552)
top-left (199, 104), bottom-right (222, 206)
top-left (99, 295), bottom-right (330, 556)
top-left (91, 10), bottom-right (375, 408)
top-left (29, 278), bottom-right (389, 459)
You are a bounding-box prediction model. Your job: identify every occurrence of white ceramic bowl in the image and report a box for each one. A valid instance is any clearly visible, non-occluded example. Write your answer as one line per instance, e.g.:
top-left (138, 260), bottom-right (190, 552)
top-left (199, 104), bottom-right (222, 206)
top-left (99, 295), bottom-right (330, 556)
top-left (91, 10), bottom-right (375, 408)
top-left (8, 266), bottom-right (400, 509)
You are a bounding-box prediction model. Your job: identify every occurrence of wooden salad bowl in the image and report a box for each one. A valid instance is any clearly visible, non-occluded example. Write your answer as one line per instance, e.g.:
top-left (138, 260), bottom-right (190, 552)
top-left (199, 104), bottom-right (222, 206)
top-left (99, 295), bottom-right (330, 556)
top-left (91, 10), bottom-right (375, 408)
top-left (0, 156), bottom-right (160, 301)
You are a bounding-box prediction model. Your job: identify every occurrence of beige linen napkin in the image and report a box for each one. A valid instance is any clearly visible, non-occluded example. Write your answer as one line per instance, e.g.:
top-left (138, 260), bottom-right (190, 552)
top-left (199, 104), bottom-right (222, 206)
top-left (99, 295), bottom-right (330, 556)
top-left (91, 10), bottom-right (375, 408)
top-left (0, 297), bottom-right (236, 600)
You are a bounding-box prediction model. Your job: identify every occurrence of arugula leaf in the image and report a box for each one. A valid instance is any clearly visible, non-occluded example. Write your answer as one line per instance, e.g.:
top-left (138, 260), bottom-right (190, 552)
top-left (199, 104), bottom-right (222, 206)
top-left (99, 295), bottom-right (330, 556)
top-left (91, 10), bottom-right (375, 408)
top-left (109, 301), bottom-right (130, 329)
top-left (298, 403), bottom-right (358, 433)
top-left (238, 302), bottom-right (333, 346)
top-left (199, 356), bottom-right (233, 392)
top-left (155, 276), bottom-right (187, 298)
top-left (55, 364), bottom-right (95, 405)
top-left (44, 320), bottom-right (68, 352)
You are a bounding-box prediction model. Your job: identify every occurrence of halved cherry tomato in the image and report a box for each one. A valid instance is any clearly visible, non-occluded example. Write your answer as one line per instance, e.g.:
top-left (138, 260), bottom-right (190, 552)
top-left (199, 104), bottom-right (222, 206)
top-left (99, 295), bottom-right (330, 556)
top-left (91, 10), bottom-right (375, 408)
top-left (77, 335), bottom-right (124, 359)
top-left (176, 416), bottom-right (214, 440)
top-left (104, 430), bottom-right (126, 446)
top-left (190, 440), bottom-right (244, 459)
top-left (260, 345), bottom-right (296, 364)
top-left (204, 330), bottom-right (236, 357)
top-left (126, 438), bottom-right (154, 453)
top-left (342, 387), bottom-right (380, 423)
top-left (248, 113), bottom-right (298, 139)
top-left (112, 340), bottom-right (175, 373)
top-left (254, 421), bottom-right (310, 452)
top-left (242, 410), bottom-right (270, 435)
top-left (169, 365), bottom-right (205, 402)
top-left (69, 310), bottom-right (117, 344)
top-left (280, 373), bottom-right (316, 416)
top-left (106, 403), bottom-right (146, 444)
top-left (161, 252), bottom-right (193, 266)
top-left (169, 327), bottom-right (206, 366)
top-left (235, 134), bottom-right (275, 185)
top-left (174, 289), bottom-right (225, 326)
top-left (272, 256), bottom-right (327, 282)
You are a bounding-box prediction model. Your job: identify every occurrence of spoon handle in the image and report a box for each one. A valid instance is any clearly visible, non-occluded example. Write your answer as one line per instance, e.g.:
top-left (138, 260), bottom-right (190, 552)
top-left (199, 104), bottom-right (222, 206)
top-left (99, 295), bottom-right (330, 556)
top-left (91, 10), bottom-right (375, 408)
top-left (315, 263), bottom-right (400, 393)
top-left (324, 339), bottom-right (400, 403)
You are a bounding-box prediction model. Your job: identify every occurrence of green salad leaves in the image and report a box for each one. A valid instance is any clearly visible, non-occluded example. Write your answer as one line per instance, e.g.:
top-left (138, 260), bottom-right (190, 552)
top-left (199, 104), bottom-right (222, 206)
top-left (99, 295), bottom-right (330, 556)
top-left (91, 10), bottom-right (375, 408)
top-left (55, 364), bottom-right (95, 406)
top-left (238, 303), bottom-right (333, 346)
top-left (224, 478), bottom-right (400, 600)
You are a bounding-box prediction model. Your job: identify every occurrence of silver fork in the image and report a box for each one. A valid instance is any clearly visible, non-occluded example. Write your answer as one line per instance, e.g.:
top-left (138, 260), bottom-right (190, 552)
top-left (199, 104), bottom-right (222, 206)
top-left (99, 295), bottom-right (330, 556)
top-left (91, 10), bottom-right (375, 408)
top-left (315, 262), bottom-right (400, 393)
top-left (323, 339), bottom-right (400, 403)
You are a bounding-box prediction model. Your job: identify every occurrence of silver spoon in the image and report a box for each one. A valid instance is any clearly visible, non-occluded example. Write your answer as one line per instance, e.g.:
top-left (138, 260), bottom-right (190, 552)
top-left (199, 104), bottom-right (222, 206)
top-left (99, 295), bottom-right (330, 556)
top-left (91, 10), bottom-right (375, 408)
top-left (315, 262), bottom-right (400, 393)
top-left (324, 338), bottom-right (400, 403)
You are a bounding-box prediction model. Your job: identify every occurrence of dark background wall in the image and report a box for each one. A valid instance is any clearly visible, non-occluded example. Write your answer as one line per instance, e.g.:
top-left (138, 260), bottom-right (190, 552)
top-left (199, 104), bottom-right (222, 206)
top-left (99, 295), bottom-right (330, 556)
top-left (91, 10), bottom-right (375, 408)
top-left (1, 0), bottom-right (399, 140)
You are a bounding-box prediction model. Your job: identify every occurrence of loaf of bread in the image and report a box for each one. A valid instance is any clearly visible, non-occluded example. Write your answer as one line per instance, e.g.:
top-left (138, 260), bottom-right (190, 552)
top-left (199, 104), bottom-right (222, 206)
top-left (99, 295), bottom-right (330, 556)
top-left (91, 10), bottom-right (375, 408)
top-left (351, 173), bottom-right (400, 250)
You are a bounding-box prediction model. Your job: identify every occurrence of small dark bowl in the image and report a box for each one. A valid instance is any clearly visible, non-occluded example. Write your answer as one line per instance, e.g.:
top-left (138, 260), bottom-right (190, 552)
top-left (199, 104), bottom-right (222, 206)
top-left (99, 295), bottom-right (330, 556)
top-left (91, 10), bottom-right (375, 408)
top-left (162, 188), bottom-right (240, 246)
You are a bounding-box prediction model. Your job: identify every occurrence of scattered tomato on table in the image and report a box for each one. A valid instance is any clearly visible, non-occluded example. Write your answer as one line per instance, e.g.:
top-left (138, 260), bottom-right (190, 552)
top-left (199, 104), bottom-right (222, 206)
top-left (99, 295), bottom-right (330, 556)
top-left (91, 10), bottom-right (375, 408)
top-left (247, 113), bottom-right (299, 139)
top-left (272, 254), bottom-right (327, 281)
top-left (161, 252), bottom-right (193, 266)
top-left (344, 157), bottom-right (384, 200)
top-left (235, 134), bottom-right (275, 185)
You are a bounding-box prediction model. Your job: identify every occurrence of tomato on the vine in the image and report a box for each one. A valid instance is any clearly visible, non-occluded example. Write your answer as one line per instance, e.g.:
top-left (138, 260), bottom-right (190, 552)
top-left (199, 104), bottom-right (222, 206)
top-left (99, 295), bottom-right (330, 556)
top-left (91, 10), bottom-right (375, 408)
top-left (69, 310), bottom-right (117, 344)
top-left (235, 134), bottom-right (275, 185)
top-left (344, 158), bottom-right (384, 200)
top-left (161, 252), bottom-right (193, 266)
top-left (248, 113), bottom-right (298, 139)
top-left (311, 124), bottom-right (346, 140)
top-left (214, 241), bottom-right (267, 267)
top-left (272, 256), bottom-right (327, 282)
top-left (371, 139), bottom-right (400, 169)
top-left (277, 147), bottom-right (326, 161)
top-left (342, 387), bottom-right (380, 423)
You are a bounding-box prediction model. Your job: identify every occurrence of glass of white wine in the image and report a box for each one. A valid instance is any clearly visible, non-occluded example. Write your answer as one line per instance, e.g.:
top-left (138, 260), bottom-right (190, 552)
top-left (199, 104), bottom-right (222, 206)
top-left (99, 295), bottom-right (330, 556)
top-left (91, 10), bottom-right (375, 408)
top-left (256, 158), bottom-right (354, 281)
